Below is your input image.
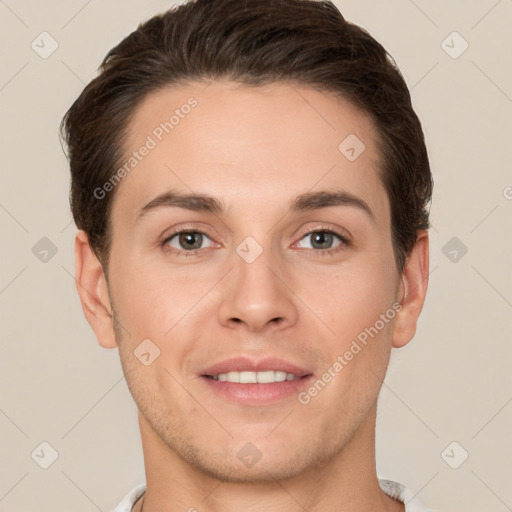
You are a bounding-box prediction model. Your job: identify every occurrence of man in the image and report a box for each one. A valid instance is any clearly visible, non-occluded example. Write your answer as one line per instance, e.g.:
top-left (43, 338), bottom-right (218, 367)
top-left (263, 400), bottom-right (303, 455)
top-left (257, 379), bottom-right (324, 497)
top-left (60, 0), bottom-right (436, 510)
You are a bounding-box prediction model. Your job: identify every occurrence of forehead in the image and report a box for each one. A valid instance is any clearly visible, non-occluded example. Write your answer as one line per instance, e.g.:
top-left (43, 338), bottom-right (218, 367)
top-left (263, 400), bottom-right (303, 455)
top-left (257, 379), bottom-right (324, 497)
top-left (113, 80), bottom-right (389, 225)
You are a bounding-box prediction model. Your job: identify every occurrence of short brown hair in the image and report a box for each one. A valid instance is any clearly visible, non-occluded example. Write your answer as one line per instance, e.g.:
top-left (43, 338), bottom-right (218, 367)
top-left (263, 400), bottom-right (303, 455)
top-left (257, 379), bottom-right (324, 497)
top-left (60, 0), bottom-right (432, 271)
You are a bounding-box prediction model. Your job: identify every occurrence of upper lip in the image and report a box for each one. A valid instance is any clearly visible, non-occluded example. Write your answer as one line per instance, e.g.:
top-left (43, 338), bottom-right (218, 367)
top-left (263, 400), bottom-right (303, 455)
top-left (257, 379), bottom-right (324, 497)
top-left (200, 357), bottom-right (312, 377)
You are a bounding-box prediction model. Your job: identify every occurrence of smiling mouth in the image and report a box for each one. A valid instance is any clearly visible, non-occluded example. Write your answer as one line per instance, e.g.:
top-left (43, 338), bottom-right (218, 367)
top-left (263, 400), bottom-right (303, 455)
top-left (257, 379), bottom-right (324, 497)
top-left (203, 370), bottom-right (308, 383)
top-left (200, 366), bottom-right (314, 405)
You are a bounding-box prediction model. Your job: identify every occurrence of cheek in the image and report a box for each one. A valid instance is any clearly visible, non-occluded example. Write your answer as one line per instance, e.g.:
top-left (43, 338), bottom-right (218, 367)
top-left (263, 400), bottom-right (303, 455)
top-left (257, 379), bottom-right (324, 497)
top-left (297, 263), bottom-right (397, 418)
top-left (109, 254), bottom-right (216, 344)
top-left (304, 259), bottom-right (398, 342)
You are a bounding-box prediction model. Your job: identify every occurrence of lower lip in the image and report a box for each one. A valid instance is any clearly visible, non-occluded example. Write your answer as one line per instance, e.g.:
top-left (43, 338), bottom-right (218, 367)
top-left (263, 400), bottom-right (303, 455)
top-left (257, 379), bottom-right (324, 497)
top-left (200, 375), bottom-right (314, 405)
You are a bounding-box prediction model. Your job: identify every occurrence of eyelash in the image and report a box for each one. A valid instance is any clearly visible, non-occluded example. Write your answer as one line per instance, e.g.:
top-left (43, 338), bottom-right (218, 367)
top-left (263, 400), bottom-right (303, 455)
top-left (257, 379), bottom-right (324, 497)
top-left (161, 225), bottom-right (351, 258)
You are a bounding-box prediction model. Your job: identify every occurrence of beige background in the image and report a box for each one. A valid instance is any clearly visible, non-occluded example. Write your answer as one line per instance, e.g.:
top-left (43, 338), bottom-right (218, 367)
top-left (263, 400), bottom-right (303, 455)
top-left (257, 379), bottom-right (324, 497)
top-left (1, 1), bottom-right (511, 511)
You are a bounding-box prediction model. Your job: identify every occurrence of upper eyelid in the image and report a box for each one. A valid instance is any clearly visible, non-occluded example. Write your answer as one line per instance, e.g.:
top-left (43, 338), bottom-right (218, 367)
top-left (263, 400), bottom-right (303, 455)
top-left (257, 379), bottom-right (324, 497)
top-left (162, 223), bottom-right (218, 242)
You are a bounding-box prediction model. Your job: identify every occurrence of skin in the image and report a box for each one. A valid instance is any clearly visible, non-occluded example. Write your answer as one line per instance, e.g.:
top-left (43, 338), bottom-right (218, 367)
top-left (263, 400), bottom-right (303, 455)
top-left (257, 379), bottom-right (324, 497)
top-left (75, 80), bottom-right (429, 512)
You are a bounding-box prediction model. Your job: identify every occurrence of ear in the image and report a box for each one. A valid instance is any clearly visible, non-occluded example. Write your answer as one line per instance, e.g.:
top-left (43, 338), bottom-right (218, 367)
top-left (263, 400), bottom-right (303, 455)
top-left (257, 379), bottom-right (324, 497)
top-left (392, 230), bottom-right (429, 348)
top-left (74, 230), bottom-right (117, 349)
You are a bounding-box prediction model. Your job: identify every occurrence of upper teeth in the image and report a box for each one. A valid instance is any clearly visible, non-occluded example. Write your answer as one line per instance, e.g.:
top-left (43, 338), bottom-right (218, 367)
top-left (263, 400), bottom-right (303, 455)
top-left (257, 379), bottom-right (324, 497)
top-left (212, 371), bottom-right (298, 383)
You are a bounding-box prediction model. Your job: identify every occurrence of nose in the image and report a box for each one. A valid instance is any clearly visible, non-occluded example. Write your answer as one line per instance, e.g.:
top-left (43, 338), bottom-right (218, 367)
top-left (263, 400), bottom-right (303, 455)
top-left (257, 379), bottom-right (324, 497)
top-left (217, 245), bottom-right (299, 333)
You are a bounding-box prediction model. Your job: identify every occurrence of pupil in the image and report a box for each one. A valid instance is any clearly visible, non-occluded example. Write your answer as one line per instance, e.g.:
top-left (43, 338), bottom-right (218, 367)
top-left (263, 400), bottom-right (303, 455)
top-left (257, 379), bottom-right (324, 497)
top-left (180, 232), bottom-right (201, 249)
top-left (312, 232), bottom-right (332, 249)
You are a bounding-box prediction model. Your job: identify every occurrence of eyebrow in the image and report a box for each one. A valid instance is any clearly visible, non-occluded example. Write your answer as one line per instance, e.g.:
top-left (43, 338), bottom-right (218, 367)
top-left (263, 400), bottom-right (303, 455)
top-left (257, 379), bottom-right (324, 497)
top-left (136, 189), bottom-right (375, 222)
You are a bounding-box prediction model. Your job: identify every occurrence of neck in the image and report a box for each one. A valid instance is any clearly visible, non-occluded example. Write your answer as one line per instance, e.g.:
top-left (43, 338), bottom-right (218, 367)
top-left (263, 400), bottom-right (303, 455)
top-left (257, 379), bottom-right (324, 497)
top-left (133, 404), bottom-right (404, 512)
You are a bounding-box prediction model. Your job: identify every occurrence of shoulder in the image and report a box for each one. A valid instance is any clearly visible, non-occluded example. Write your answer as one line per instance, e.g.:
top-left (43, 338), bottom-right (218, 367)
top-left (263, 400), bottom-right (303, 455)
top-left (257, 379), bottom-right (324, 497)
top-left (110, 483), bottom-right (146, 512)
top-left (378, 478), bottom-right (439, 512)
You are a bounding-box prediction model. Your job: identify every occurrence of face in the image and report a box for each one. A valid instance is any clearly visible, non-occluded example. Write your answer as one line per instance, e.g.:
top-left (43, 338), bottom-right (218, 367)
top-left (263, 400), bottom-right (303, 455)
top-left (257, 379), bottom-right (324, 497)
top-left (84, 80), bottom-right (421, 482)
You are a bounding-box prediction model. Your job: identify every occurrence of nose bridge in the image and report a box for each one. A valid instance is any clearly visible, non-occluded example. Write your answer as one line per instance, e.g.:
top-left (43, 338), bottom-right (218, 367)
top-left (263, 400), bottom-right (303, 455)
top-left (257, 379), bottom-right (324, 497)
top-left (236, 237), bottom-right (279, 289)
top-left (217, 234), bottom-right (298, 332)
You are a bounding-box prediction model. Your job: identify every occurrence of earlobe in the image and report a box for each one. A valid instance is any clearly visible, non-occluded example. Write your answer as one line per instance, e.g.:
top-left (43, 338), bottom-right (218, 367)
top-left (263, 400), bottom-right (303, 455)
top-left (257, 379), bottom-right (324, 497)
top-left (392, 231), bottom-right (429, 348)
top-left (74, 230), bottom-right (117, 349)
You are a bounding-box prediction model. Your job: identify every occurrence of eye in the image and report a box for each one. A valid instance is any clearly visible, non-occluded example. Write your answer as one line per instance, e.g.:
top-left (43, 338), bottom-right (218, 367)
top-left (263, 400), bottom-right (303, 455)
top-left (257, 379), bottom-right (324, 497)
top-left (164, 230), bottom-right (213, 253)
top-left (296, 229), bottom-right (349, 252)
